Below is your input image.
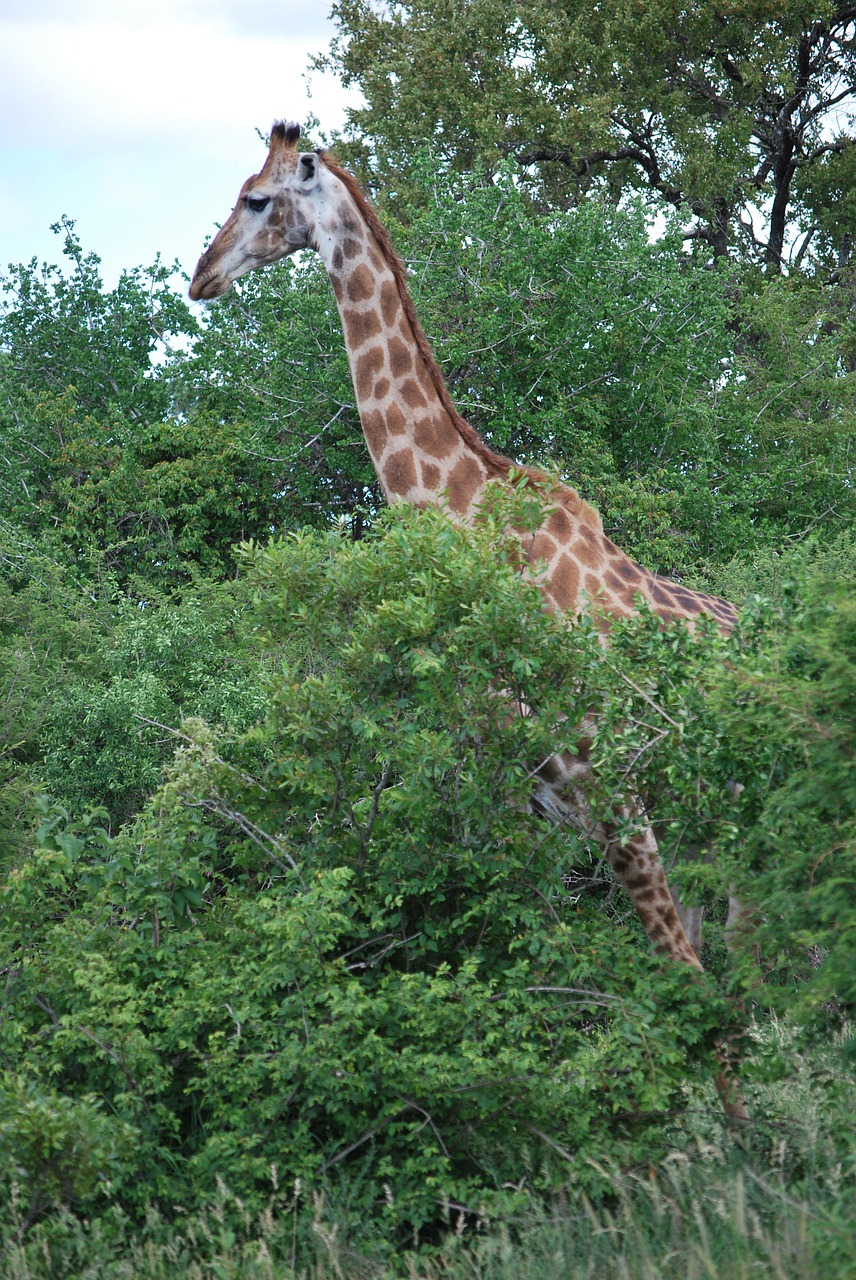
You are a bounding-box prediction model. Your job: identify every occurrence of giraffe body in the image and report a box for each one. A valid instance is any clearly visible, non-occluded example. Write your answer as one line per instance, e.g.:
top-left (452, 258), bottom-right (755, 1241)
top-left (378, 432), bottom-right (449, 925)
top-left (190, 123), bottom-right (747, 1116)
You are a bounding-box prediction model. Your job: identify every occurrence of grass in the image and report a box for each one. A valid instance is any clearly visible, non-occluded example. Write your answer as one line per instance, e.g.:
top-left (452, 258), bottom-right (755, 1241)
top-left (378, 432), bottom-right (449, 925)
top-left (2, 1025), bottom-right (854, 1280)
top-left (0, 1158), bottom-right (850, 1280)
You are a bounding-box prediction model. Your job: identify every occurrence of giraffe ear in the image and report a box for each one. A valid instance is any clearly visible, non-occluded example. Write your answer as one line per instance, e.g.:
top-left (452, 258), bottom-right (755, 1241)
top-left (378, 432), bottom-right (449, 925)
top-left (298, 153), bottom-right (318, 184)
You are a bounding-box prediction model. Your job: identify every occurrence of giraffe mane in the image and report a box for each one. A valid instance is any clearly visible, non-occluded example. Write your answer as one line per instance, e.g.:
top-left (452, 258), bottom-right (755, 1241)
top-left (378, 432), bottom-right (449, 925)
top-left (319, 152), bottom-right (603, 534)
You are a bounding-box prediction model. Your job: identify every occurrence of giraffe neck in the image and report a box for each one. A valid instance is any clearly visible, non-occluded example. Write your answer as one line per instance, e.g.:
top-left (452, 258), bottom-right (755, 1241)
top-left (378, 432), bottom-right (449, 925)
top-left (314, 176), bottom-right (506, 516)
top-left (313, 165), bottom-right (737, 634)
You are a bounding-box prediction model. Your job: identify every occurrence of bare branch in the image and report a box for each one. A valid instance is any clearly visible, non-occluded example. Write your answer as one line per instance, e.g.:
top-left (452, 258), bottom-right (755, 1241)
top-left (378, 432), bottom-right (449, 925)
top-left (488, 985), bottom-right (617, 1004)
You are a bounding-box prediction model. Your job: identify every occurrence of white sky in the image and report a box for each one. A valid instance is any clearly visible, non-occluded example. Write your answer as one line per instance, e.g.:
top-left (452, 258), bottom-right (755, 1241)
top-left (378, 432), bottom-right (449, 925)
top-left (0, 0), bottom-right (360, 289)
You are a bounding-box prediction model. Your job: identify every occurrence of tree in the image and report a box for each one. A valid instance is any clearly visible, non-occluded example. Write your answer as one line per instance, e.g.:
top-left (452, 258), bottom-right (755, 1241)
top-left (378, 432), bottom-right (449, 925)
top-left (0, 225), bottom-right (301, 584)
top-left (182, 167), bottom-right (744, 570)
top-left (0, 506), bottom-right (744, 1241)
top-left (711, 560), bottom-right (856, 1040)
top-left (185, 158), bottom-right (852, 575)
top-left (0, 217), bottom-right (193, 430)
top-left (36, 582), bottom-right (268, 831)
top-left (319, 0), bottom-right (856, 267)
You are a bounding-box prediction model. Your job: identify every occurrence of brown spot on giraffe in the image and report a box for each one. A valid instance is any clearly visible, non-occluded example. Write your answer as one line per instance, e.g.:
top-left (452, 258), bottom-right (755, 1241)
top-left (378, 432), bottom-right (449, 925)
top-left (414, 415), bottom-right (458, 459)
top-left (344, 307), bottom-right (383, 348)
top-left (388, 335), bottom-right (413, 377)
top-left (572, 535), bottom-right (605, 570)
top-left (546, 507), bottom-right (573, 541)
top-left (347, 264), bottom-right (376, 302)
top-left (447, 455), bottom-right (485, 514)
top-left (386, 403), bottom-right (407, 435)
top-left (380, 280), bottom-right (400, 328)
top-left (617, 583), bottom-right (641, 608)
top-left (384, 447), bottom-right (418, 496)
top-left (614, 558), bottom-right (645, 583)
top-left (420, 459), bottom-right (442, 490)
top-left (361, 409), bottom-right (388, 456)
top-left (548, 555), bottom-right (581, 611)
top-left (584, 572), bottom-right (605, 599)
top-left (355, 347), bottom-right (385, 399)
top-left (604, 570), bottom-right (628, 595)
top-left (529, 532), bottom-right (558, 565)
top-left (401, 378), bottom-right (428, 409)
top-left (536, 755), bottom-right (566, 785)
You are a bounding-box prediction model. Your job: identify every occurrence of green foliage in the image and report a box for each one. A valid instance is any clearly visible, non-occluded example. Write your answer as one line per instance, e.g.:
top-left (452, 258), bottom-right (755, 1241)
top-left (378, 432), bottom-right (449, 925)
top-left (0, 494), bottom-right (854, 1260)
top-left (1, 388), bottom-right (296, 585)
top-left (321, 0), bottom-right (856, 265)
top-left (0, 223), bottom-right (292, 584)
top-left (0, 536), bottom-right (267, 844)
top-left (396, 166), bottom-right (737, 572)
top-left (180, 249), bottom-right (380, 531)
top-left (35, 584), bottom-right (268, 828)
top-left (0, 548), bottom-right (107, 862)
top-left (180, 161), bottom-right (853, 573)
top-left (0, 1075), bottom-right (130, 1224)
top-left (403, 170), bottom-right (726, 457)
top-left (794, 138), bottom-right (856, 275)
top-left (1, 508), bottom-right (742, 1244)
top-left (0, 1036), bottom-right (853, 1277)
top-left (0, 217), bottom-right (192, 427)
top-left (3, 173), bottom-right (853, 581)
top-left (714, 271), bottom-right (856, 548)
top-left (712, 565), bottom-right (856, 1039)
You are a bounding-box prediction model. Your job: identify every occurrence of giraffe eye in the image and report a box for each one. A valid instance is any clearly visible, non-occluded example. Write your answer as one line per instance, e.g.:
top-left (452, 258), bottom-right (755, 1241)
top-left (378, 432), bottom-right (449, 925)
top-left (246, 195), bottom-right (271, 213)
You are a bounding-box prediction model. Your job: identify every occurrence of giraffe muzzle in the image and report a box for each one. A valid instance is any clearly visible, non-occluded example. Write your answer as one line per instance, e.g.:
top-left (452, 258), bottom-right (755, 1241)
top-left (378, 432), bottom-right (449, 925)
top-left (189, 265), bottom-right (230, 301)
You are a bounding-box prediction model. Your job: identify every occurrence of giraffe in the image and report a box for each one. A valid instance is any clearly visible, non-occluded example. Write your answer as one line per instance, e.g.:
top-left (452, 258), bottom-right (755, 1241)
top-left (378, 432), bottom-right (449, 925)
top-left (189, 121), bottom-right (748, 1120)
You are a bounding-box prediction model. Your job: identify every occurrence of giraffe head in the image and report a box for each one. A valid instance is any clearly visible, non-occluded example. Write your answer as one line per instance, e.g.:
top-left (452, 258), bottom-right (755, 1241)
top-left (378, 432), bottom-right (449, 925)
top-left (189, 121), bottom-right (323, 300)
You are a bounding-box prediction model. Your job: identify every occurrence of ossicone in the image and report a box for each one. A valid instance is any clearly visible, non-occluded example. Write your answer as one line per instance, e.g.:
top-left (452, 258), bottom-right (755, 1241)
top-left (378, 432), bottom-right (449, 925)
top-left (270, 120), bottom-right (301, 147)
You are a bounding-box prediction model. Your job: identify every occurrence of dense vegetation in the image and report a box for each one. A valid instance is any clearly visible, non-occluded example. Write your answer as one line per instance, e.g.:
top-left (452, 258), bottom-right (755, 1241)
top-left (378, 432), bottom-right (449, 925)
top-left (2, 4), bottom-right (856, 1273)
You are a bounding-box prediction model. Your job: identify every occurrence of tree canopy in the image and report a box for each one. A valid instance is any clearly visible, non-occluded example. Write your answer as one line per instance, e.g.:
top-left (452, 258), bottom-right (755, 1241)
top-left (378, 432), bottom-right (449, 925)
top-left (320, 0), bottom-right (856, 267)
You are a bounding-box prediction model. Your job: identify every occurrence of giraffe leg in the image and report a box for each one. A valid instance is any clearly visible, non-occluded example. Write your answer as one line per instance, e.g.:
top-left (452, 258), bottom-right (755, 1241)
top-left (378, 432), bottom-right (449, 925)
top-left (712, 888), bottom-right (755, 1125)
top-left (606, 814), bottom-right (749, 1124)
top-left (533, 759), bottom-right (750, 1122)
top-left (714, 1060), bottom-right (751, 1124)
top-left (604, 814), bottom-right (703, 970)
top-left (659, 831), bottom-right (709, 963)
top-left (675, 901), bottom-right (705, 962)
top-left (533, 761), bottom-right (702, 967)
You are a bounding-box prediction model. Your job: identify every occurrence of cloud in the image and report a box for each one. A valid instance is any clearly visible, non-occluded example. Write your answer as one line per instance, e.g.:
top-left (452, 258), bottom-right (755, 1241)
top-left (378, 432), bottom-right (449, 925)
top-left (196, 0), bottom-right (339, 40)
top-left (2, 0), bottom-right (336, 38)
top-left (0, 4), bottom-right (348, 150)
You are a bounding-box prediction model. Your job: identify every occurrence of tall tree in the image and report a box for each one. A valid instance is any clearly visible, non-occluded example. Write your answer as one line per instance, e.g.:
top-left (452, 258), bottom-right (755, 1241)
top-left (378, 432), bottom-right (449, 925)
top-left (320, 0), bottom-right (856, 266)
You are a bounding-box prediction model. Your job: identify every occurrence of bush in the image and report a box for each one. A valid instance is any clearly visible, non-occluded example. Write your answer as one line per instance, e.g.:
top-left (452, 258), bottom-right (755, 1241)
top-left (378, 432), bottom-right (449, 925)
top-left (1, 502), bottom-right (741, 1243)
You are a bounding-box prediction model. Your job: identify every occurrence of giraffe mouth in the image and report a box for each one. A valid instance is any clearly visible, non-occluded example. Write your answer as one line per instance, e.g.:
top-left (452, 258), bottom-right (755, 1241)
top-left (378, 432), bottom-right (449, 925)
top-left (189, 270), bottom-right (231, 302)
